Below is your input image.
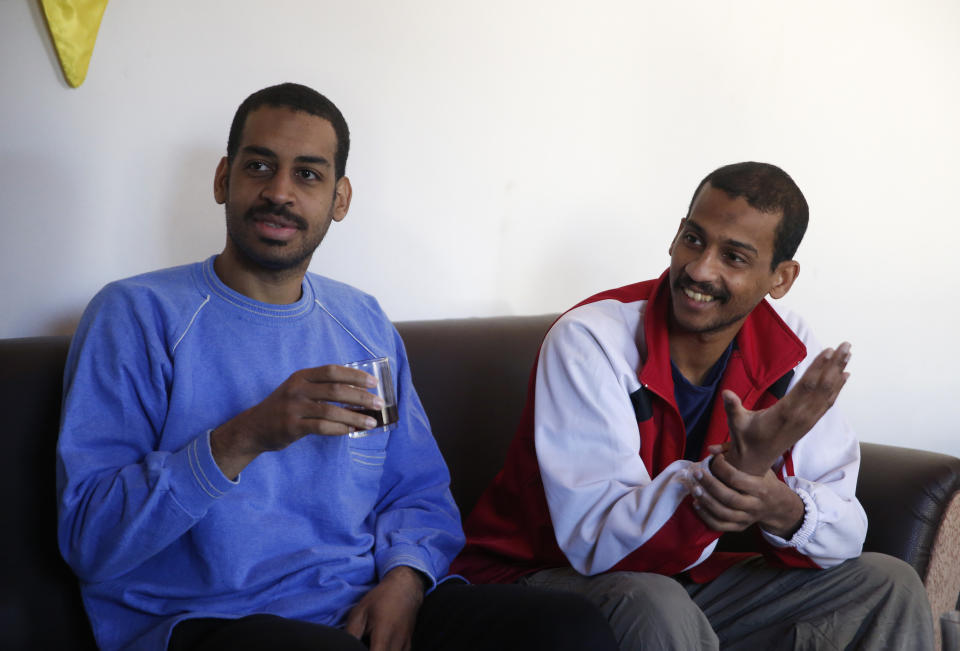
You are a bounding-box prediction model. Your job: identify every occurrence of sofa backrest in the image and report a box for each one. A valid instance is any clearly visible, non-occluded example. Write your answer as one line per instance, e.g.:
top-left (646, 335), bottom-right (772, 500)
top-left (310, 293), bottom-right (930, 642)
top-left (396, 314), bottom-right (556, 516)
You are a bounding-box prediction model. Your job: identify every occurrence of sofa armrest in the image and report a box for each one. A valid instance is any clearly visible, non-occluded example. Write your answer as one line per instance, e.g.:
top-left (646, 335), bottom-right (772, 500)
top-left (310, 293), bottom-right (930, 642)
top-left (0, 336), bottom-right (96, 650)
top-left (857, 441), bottom-right (960, 641)
top-left (857, 442), bottom-right (960, 581)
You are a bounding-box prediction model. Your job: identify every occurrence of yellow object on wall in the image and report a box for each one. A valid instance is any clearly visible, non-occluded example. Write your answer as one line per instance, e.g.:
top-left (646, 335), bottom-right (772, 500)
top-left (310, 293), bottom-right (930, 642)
top-left (41, 0), bottom-right (109, 88)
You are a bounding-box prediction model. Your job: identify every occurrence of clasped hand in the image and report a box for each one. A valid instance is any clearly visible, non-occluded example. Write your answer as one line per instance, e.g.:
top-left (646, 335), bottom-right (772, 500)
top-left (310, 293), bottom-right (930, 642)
top-left (680, 341), bottom-right (851, 537)
top-left (680, 452), bottom-right (805, 538)
top-left (345, 566), bottom-right (425, 651)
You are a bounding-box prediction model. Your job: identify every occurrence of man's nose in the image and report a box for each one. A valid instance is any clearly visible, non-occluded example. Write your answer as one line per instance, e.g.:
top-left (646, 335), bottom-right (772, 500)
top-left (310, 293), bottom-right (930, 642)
top-left (685, 248), bottom-right (721, 282)
top-left (260, 170), bottom-right (295, 205)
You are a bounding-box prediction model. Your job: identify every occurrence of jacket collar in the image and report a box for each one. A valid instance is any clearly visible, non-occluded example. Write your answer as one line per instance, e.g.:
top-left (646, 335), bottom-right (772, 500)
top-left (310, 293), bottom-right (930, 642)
top-left (638, 269), bottom-right (806, 404)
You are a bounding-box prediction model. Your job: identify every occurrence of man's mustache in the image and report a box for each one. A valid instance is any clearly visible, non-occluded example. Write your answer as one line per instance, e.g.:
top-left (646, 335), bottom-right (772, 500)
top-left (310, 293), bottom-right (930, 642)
top-left (675, 273), bottom-right (730, 303)
top-left (245, 204), bottom-right (307, 230)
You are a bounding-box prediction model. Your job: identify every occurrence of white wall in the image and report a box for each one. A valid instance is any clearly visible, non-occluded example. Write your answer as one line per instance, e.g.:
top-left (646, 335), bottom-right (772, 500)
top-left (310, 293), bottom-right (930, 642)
top-left (2, 0), bottom-right (958, 457)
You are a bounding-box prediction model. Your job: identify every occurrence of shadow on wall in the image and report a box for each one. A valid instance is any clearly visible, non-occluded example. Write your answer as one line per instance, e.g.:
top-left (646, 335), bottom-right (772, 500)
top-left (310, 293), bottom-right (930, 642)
top-left (44, 313), bottom-right (82, 338)
top-left (163, 147), bottom-right (225, 266)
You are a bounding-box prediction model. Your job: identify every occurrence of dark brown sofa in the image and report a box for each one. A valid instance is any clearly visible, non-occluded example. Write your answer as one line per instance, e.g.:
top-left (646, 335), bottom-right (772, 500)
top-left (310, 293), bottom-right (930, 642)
top-left (3, 315), bottom-right (959, 649)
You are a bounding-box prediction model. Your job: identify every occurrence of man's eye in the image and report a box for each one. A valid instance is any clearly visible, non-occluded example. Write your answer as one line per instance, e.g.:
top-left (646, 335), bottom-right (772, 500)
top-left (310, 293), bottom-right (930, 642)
top-left (682, 233), bottom-right (702, 246)
top-left (296, 169), bottom-right (319, 181)
top-left (245, 161), bottom-right (269, 172)
top-left (725, 251), bottom-right (747, 264)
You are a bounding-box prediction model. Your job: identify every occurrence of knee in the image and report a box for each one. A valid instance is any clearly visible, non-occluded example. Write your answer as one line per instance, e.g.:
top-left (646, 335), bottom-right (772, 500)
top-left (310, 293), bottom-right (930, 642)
top-left (591, 573), bottom-right (715, 649)
top-left (507, 588), bottom-right (618, 651)
top-left (853, 553), bottom-right (929, 603)
top-left (856, 553), bottom-right (922, 586)
top-left (598, 571), bottom-right (694, 617)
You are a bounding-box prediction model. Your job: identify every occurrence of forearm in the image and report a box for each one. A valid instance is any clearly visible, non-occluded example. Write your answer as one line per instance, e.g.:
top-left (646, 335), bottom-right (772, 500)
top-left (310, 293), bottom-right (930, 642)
top-left (545, 456), bottom-right (718, 575)
top-left (57, 430), bottom-right (234, 582)
top-left (58, 320), bottom-right (233, 581)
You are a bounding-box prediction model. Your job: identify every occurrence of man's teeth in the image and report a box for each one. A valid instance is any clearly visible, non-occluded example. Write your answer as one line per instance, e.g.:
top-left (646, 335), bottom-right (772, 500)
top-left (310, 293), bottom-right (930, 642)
top-left (684, 287), bottom-right (716, 302)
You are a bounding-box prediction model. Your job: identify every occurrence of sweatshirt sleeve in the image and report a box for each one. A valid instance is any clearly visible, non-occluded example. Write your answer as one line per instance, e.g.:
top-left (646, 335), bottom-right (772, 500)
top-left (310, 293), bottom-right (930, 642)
top-left (534, 310), bottom-right (717, 576)
top-left (371, 328), bottom-right (465, 587)
top-left (758, 309), bottom-right (867, 567)
top-left (56, 286), bottom-right (236, 583)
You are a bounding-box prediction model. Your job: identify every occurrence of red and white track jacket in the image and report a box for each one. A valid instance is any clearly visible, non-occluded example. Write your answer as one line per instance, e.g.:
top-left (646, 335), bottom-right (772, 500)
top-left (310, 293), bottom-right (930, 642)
top-left (452, 271), bottom-right (866, 584)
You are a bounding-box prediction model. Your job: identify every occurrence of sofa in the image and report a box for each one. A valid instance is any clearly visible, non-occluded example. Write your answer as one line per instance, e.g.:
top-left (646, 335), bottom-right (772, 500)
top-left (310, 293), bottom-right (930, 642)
top-left (3, 314), bottom-right (959, 650)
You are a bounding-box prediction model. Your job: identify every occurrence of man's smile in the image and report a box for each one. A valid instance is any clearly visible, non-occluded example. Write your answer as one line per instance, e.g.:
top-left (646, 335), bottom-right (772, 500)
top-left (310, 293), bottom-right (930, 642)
top-left (682, 287), bottom-right (718, 303)
top-left (674, 274), bottom-right (729, 306)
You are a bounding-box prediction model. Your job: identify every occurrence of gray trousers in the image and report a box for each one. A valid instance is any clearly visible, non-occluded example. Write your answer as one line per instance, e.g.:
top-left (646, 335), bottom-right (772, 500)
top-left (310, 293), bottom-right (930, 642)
top-left (519, 552), bottom-right (934, 650)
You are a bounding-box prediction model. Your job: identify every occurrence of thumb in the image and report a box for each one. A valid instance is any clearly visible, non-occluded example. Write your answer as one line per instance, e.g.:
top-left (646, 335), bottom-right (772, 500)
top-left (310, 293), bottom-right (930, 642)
top-left (721, 390), bottom-right (747, 428)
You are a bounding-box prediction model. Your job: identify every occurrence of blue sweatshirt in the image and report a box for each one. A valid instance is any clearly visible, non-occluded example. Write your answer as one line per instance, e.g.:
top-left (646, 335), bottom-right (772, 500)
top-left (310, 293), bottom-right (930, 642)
top-left (56, 256), bottom-right (464, 651)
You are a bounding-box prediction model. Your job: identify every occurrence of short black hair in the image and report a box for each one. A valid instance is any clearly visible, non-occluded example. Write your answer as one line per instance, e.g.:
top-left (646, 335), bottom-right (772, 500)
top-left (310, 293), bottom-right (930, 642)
top-left (687, 162), bottom-right (808, 269)
top-left (226, 83), bottom-right (350, 179)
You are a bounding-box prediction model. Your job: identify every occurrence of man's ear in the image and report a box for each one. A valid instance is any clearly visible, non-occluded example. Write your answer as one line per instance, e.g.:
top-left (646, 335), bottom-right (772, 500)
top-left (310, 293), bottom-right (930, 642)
top-left (332, 176), bottom-right (353, 222)
top-left (668, 218), bottom-right (686, 256)
top-left (213, 157), bottom-right (229, 205)
top-left (768, 260), bottom-right (800, 299)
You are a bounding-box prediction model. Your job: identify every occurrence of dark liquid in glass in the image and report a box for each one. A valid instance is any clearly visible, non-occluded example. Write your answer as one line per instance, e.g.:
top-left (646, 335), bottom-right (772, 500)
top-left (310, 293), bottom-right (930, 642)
top-left (354, 404), bottom-right (398, 428)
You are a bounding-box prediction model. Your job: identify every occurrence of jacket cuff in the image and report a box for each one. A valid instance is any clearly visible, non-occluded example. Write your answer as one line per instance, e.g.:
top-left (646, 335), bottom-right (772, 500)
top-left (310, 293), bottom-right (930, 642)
top-left (762, 486), bottom-right (816, 548)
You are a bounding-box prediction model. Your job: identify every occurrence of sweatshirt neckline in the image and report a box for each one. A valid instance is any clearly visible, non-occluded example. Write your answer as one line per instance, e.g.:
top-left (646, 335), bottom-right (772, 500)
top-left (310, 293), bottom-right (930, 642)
top-left (200, 255), bottom-right (315, 319)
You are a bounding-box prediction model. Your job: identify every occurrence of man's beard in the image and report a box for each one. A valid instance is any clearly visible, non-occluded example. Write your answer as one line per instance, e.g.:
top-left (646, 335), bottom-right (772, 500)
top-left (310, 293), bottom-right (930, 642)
top-left (225, 202), bottom-right (329, 272)
top-left (669, 273), bottom-right (751, 335)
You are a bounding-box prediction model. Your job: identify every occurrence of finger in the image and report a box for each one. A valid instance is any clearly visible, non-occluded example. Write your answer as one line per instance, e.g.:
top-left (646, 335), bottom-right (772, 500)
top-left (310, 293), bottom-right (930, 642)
top-left (373, 630), bottom-right (409, 651)
top-left (368, 626), bottom-right (387, 651)
top-left (689, 463), bottom-right (761, 522)
top-left (721, 390), bottom-right (749, 431)
top-left (300, 365), bottom-right (379, 389)
top-left (344, 605), bottom-right (368, 640)
top-left (711, 459), bottom-right (779, 502)
top-left (691, 497), bottom-right (743, 532)
top-left (694, 467), bottom-right (753, 512)
top-left (793, 342), bottom-right (851, 396)
top-left (302, 402), bottom-right (381, 434)
top-left (812, 342), bottom-right (852, 397)
top-left (785, 347), bottom-right (835, 400)
top-left (707, 460), bottom-right (787, 523)
top-left (709, 454), bottom-right (765, 494)
top-left (703, 455), bottom-right (741, 490)
top-left (692, 491), bottom-right (752, 530)
top-left (781, 343), bottom-right (852, 420)
top-left (367, 616), bottom-right (409, 651)
top-left (300, 381), bottom-right (386, 411)
top-left (705, 442), bottom-right (729, 456)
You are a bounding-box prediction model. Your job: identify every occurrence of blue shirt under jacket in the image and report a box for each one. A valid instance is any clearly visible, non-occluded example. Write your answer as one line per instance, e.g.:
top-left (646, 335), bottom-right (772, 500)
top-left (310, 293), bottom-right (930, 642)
top-left (56, 256), bottom-right (464, 651)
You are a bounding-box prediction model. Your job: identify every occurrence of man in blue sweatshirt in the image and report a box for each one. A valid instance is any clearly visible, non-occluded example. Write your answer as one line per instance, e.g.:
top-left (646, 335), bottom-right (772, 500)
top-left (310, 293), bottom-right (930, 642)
top-left (56, 83), bottom-right (617, 651)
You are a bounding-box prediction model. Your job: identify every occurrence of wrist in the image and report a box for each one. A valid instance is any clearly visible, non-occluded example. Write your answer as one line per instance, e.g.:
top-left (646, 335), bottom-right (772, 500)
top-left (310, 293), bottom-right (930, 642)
top-left (760, 489), bottom-right (805, 539)
top-left (210, 420), bottom-right (260, 480)
top-left (385, 566), bottom-right (428, 600)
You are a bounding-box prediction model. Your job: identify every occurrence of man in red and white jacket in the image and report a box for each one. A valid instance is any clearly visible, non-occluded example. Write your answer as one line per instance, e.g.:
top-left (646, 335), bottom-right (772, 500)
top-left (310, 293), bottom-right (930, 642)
top-left (453, 162), bottom-right (933, 649)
